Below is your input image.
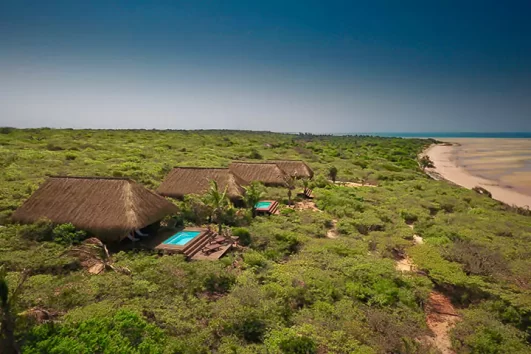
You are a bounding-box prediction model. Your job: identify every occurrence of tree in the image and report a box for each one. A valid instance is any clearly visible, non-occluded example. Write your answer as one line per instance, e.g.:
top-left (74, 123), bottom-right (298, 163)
top-left (0, 266), bottom-right (29, 354)
top-left (285, 176), bottom-right (296, 206)
top-left (360, 171), bottom-right (374, 186)
top-left (302, 177), bottom-right (309, 190)
top-left (204, 180), bottom-right (231, 233)
top-left (328, 166), bottom-right (338, 183)
top-left (419, 155), bottom-right (434, 170)
top-left (244, 182), bottom-right (265, 211)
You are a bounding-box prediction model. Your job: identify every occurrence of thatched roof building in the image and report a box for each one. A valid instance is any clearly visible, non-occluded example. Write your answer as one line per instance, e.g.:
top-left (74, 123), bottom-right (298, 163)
top-left (229, 162), bottom-right (288, 187)
top-left (267, 160), bottom-right (314, 179)
top-left (157, 167), bottom-right (247, 202)
top-left (12, 177), bottom-right (178, 242)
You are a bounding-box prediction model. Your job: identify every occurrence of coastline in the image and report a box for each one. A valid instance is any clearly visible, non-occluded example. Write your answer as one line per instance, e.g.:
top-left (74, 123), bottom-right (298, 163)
top-left (424, 142), bottom-right (531, 209)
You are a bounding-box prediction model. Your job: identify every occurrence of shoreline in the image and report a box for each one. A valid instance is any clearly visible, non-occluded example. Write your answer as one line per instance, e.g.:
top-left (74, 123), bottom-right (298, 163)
top-left (424, 143), bottom-right (531, 209)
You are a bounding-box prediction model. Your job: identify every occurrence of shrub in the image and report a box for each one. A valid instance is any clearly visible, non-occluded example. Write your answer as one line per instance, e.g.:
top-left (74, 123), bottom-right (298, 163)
top-left (19, 218), bottom-right (54, 242)
top-left (451, 308), bottom-right (528, 354)
top-left (232, 227), bottom-right (252, 246)
top-left (52, 223), bottom-right (87, 246)
top-left (243, 251), bottom-right (268, 269)
top-left (351, 213), bottom-right (385, 235)
top-left (46, 142), bottom-right (65, 151)
top-left (444, 240), bottom-right (508, 277)
top-left (22, 310), bottom-right (167, 353)
top-left (278, 336), bottom-right (317, 354)
top-left (65, 152), bottom-right (78, 161)
top-left (310, 175), bottom-right (329, 188)
top-left (204, 272), bottom-right (236, 294)
top-left (400, 210), bottom-right (418, 224)
top-left (280, 208), bottom-right (296, 216)
top-left (248, 149), bottom-right (263, 159)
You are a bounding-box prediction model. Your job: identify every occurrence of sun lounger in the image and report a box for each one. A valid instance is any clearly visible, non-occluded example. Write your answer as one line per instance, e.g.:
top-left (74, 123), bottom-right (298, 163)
top-left (211, 235), bottom-right (226, 244)
top-left (202, 243), bottom-right (222, 254)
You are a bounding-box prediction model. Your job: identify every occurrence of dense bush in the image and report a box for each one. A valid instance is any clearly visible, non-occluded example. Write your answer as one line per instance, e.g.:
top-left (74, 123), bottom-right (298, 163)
top-left (1, 129), bottom-right (529, 353)
top-left (232, 227), bottom-right (252, 246)
top-left (52, 223), bottom-right (87, 246)
top-left (23, 310), bottom-right (169, 353)
top-left (19, 218), bottom-right (54, 242)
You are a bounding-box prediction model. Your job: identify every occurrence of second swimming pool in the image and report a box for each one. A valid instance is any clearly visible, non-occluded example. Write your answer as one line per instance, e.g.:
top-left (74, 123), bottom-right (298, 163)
top-left (162, 230), bottom-right (201, 246)
top-left (255, 201), bottom-right (273, 209)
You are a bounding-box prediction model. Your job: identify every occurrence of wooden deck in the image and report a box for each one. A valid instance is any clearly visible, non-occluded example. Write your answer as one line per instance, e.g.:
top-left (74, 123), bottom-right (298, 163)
top-left (128, 226), bottom-right (234, 261)
top-left (255, 200), bottom-right (280, 215)
top-left (191, 243), bottom-right (232, 260)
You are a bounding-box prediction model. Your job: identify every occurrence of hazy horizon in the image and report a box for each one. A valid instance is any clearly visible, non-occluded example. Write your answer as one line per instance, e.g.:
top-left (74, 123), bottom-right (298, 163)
top-left (1, 1), bottom-right (530, 133)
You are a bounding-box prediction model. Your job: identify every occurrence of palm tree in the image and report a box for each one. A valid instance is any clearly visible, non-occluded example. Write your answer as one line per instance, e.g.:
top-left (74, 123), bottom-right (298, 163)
top-left (360, 171), bottom-right (374, 186)
top-left (0, 266), bottom-right (28, 353)
top-left (285, 176), bottom-right (296, 206)
top-left (328, 166), bottom-right (338, 183)
top-left (302, 178), bottom-right (309, 190)
top-left (243, 181), bottom-right (264, 212)
top-left (204, 180), bottom-right (231, 233)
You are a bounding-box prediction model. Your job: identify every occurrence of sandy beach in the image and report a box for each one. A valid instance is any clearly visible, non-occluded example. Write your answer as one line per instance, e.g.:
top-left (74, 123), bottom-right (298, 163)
top-left (424, 139), bottom-right (531, 208)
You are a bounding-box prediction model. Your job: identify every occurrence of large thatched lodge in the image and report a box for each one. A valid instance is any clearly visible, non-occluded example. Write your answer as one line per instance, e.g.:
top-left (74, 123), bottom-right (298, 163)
top-left (157, 167), bottom-right (247, 204)
top-left (266, 160), bottom-right (314, 179)
top-left (11, 159), bottom-right (314, 253)
top-left (12, 176), bottom-right (178, 242)
top-left (229, 162), bottom-right (289, 187)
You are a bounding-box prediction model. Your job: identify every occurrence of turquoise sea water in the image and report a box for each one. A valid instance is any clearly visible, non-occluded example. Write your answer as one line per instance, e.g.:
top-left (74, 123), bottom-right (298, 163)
top-left (338, 132), bottom-right (531, 138)
top-left (255, 201), bottom-right (273, 209)
top-left (163, 231), bottom-right (201, 246)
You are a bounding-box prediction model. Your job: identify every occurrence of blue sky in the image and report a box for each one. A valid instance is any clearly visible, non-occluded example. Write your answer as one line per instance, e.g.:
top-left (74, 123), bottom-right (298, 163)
top-left (1, 1), bottom-right (530, 132)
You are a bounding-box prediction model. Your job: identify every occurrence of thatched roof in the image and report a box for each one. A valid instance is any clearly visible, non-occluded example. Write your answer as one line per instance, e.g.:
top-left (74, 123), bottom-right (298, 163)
top-left (267, 160), bottom-right (314, 179)
top-left (157, 167), bottom-right (247, 200)
top-left (12, 177), bottom-right (178, 242)
top-left (229, 162), bottom-right (288, 187)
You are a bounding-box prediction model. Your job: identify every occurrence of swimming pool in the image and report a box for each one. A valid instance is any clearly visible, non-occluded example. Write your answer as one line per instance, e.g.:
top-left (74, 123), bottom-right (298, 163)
top-left (162, 230), bottom-right (201, 246)
top-left (255, 201), bottom-right (273, 209)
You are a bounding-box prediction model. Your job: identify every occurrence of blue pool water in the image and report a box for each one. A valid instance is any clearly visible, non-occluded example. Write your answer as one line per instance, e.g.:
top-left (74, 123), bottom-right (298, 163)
top-left (255, 201), bottom-right (273, 209)
top-left (163, 231), bottom-right (201, 246)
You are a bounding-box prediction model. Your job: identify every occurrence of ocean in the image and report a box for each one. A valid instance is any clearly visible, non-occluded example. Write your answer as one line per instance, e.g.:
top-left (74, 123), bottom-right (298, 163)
top-left (340, 132), bottom-right (531, 139)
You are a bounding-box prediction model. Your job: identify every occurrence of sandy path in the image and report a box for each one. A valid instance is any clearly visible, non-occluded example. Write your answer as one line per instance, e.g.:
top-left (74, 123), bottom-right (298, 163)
top-left (424, 144), bottom-right (531, 208)
top-left (326, 219), bottom-right (338, 239)
top-left (425, 292), bottom-right (460, 354)
top-left (396, 225), bottom-right (458, 353)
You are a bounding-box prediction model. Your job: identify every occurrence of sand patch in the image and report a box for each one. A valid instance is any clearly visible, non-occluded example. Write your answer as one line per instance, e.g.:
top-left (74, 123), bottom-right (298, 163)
top-left (294, 200), bottom-right (322, 212)
top-left (395, 256), bottom-right (415, 272)
top-left (329, 180), bottom-right (376, 187)
top-left (326, 219), bottom-right (338, 239)
top-left (424, 292), bottom-right (460, 354)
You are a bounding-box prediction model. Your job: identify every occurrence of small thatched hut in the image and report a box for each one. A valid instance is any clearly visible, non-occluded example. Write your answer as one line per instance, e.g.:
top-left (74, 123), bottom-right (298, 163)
top-left (267, 160), bottom-right (314, 179)
top-left (157, 167), bottom-right (247, 204)
top-left (12, 177), bottom-right (178, 242)
top-left (229, 162), bottom-right (288, 187)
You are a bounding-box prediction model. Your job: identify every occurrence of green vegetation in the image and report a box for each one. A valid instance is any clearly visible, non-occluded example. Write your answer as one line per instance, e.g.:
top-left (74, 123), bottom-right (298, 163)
top-left (204, 180), bottom-right (231, 233)
top-left (0, 129), bottom-right (529, 353)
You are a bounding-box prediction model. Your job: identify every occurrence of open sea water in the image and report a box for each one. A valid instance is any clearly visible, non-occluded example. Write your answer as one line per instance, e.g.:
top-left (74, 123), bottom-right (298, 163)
top-left (339, 132), bottom-right (531, 139)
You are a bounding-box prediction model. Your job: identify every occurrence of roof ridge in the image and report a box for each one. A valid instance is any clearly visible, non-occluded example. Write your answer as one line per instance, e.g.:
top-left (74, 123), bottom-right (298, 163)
top-left (230, 161), bottom-right (280, 165)
top-left (267, 159), bottom-right (305, 162)
top-left (49, 176), bottom-right (133, 181)
top-left (172, 166), bottom-right (229, 170)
